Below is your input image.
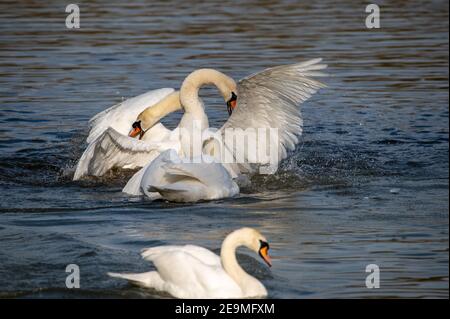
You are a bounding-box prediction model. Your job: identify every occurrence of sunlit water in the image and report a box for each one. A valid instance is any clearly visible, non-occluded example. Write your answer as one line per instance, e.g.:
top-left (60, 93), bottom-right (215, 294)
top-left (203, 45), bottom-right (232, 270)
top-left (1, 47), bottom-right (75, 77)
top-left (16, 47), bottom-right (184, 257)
top-left (0, 0), bottom-right (448, 298)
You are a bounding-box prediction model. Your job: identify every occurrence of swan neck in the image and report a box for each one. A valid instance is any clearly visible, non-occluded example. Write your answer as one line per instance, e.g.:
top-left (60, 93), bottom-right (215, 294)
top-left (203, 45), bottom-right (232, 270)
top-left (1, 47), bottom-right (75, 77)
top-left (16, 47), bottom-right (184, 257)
top-left (180, 69), bottom-right (234, 115)
top-left (138, 91), bottom-right (181, 129)
top-left (220, 232), bottom-right (253, 290)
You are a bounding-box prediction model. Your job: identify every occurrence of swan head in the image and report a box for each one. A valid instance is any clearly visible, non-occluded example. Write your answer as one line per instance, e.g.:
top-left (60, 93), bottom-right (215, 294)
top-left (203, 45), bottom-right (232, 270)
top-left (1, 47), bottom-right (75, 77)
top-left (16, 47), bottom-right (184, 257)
top-left (129, 91), bottom-right (181, 139)
top-left (228, 227), bottom-right (272, 267)
top-left (129, 111), bottom-right (158, 139)
top-left (129, 119), bottom-right (145, 139)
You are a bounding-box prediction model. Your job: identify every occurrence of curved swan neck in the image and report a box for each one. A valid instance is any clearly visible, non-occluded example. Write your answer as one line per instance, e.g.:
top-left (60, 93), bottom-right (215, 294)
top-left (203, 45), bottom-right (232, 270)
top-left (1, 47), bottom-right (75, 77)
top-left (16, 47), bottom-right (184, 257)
top-left (220, 229), bottom-right (256, 290)
top-left (180, 69), bottom-right (236, 115)
top-left (138, 91), bottom-right (181, 129)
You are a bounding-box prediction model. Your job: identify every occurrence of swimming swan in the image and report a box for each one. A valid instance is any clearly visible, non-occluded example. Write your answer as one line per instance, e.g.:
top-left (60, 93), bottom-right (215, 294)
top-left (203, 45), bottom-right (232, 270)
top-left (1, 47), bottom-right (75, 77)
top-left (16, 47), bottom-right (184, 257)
top-left (123, 69), bottom-right (239, 199)
top-left (108, 227), bottom-right (272, 299)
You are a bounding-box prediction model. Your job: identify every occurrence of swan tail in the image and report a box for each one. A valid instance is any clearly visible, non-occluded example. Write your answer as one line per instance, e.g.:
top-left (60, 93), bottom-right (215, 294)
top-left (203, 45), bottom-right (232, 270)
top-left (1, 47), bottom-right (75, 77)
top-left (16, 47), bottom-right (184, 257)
top-left (107, 271), bottom-right (165, 290)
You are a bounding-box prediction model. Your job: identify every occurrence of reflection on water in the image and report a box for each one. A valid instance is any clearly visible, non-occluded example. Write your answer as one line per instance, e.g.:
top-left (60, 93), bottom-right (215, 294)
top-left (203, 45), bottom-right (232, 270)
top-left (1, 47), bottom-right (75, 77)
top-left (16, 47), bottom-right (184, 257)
top-left (0, 0), bottom-right (448, 298)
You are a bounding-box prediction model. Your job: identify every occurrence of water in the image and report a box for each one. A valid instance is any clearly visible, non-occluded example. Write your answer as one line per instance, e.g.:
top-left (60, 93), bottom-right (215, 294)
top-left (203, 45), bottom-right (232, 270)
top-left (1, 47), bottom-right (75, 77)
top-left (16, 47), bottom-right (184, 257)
top-left (0, 0), bottom-right (448, 298)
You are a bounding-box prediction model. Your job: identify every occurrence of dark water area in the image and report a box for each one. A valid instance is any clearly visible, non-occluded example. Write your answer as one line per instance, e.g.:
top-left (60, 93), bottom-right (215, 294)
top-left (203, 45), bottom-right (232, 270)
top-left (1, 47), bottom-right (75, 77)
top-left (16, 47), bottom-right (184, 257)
top-left (0, 0), bottom-right (448, 298)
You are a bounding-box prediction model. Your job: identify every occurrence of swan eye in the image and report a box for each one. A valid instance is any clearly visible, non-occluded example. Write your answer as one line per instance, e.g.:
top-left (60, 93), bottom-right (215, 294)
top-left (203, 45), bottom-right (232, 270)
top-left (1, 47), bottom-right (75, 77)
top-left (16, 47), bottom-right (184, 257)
top-left (132, 120), bottom-right (141, 129)
top-left (129, 121), bottom-right (144, 139)
top-left (259, 239), bottom-right (269, 250)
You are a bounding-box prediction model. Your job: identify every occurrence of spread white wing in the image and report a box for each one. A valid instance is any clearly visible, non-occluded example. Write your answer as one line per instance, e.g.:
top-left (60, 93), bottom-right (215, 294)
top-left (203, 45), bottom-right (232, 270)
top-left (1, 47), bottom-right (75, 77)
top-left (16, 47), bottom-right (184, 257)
top-left (73, 125), bottom-right (180, 180)
top-left (87, 88), bottom-right (174, 143)
top-left (205, 58), bottom-right (327, 175)
top-left (73, 88), bottom-right (179, 180)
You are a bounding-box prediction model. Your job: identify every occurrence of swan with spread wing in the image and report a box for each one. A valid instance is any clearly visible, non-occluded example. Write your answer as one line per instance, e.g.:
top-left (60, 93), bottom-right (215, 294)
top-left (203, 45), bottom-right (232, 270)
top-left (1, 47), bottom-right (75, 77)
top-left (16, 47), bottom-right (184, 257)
top-left (122, 68), bottom-right (240, 199)
top-left (124, 59), bottom-right (327, 201)
top-left (72, 75), bottom-right (235, 180)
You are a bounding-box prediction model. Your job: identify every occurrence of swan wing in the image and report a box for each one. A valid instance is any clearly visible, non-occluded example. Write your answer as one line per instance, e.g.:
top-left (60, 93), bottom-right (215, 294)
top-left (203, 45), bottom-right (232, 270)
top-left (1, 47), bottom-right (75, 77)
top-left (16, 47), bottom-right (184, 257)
top-left (87, 88), bottom-right (174, 143)
top-left (210, 59), bottom-right (327, 173)
top-left (142, 245), bottom-right (221, 266)
top-left (141, 245), bottom-right (242, 298)
top-left (73, 126), bottom-right (175, 180)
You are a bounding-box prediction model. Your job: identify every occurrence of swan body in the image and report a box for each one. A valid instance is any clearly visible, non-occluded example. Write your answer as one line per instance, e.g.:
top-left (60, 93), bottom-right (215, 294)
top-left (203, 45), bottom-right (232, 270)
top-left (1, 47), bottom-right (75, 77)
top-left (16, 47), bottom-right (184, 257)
top-left (123, 149), bottom-right (239, 202)
top-left (73, 89), bottom-right (182, 180)
top-left (108, 228), bottom-right (271, 298)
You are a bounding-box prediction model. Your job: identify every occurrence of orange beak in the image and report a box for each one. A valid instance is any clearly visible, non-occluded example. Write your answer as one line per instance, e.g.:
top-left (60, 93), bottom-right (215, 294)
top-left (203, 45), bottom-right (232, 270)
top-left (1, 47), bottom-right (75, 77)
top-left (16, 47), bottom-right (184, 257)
top-left (129, 121), bottom-right (144, 139)
top-left (259, 245), bottom-right (272, 267)
top-left (129, 127), bottom-right (141, 138)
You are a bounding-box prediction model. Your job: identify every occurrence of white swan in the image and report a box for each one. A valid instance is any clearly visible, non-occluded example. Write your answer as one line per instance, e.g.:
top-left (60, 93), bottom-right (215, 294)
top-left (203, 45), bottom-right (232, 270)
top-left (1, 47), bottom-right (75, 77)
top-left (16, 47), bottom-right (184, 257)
top-left (73, 89), bottom-right (183, 180)
top-left (108, 227), bottom-right (272, 299)
top-left (123, 69), bottom-right (240, 199)
top-left (74, 70), bottom-right (237, 181)
top-left (124, 59), bottom-right (327, 201)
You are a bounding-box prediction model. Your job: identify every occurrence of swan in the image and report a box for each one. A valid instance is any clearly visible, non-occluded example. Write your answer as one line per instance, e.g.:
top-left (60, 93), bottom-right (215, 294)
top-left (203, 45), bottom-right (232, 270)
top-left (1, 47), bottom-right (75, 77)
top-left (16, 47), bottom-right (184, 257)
top-left (124, 59), bottom-right (327, 200)
top-left (73, 69), bottom-right (237, 181)
top-left (108, 227), bottom-right (272, 299)
top-left (73, 89), bottom-right (183, 180)
top-left (123, 69), bottom-right (240, 199)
